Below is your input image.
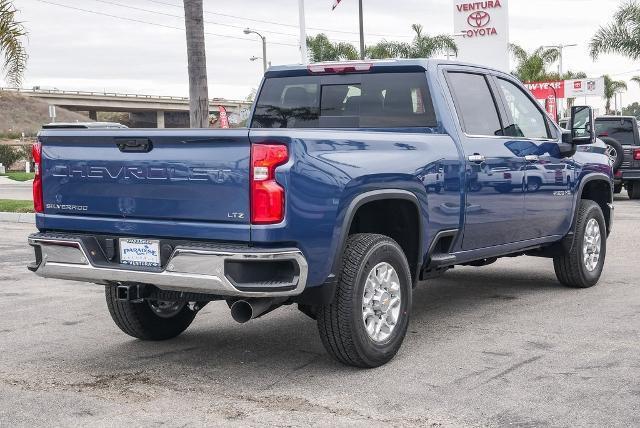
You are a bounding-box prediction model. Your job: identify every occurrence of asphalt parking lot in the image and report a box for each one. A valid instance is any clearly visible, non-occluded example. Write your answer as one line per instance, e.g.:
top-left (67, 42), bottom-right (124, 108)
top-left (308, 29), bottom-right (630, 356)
top-left (0, 176), bottom-right (32, 200)
top-left (1, 194), bottom-right (639, 427)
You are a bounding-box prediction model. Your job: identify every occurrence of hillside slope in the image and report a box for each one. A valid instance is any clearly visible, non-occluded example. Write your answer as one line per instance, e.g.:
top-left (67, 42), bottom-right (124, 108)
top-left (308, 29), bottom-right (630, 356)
top-left (0, 91), bottom-right (91, 137)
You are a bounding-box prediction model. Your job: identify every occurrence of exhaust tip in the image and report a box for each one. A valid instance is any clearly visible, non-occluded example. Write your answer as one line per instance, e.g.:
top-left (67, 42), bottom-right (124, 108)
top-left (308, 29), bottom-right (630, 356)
top-left (230, 300), bottom-right (253, 323)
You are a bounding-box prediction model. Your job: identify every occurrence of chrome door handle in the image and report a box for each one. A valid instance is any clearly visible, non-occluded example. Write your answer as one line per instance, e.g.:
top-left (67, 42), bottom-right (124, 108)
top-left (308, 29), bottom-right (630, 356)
top-left (524, 155), bottom-right (539, 162)
top-left (468, 154), bottom-right (486, 163)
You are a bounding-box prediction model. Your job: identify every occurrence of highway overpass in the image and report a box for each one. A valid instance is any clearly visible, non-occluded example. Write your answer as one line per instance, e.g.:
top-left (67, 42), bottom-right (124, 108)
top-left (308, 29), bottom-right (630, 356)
top-left (1, 87), bottom-right (253, 128)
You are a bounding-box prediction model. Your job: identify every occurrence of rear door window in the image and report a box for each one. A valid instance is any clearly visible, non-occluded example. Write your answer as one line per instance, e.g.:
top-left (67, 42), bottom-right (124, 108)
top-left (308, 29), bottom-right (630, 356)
top-left (595, 119), bottom-right (637, 145)
top-left (446, 72), bottom-right (503, 136)
top-left (251, 72), bottom-right (437, 128)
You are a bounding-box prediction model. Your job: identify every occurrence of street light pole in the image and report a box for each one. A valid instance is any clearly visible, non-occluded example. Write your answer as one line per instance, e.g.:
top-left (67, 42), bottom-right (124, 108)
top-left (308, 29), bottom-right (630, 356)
top-left (544, 43), bottom-right (577, 118)
top-left (358, 0), bottom-right (365, 60)
top-left (298, 0), bottom-right (308, 63)
top-left (261, 35), bottom-right (267, 72)
top-left (244, 28), bottom-right (267, 73)
top-left (544, 43), bottom-right (578, 79)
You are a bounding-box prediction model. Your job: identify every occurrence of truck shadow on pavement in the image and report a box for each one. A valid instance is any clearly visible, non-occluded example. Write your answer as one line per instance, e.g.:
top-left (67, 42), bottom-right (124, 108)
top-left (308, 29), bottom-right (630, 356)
top-left (83, 264), bottom-right (566, 380)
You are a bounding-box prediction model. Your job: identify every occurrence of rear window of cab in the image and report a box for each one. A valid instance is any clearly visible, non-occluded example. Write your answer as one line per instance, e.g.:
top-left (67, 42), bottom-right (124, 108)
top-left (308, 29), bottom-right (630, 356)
top-left (595, 118), bottom-right (638, 145)
top-left (251, 72), bottom-right (437, 129)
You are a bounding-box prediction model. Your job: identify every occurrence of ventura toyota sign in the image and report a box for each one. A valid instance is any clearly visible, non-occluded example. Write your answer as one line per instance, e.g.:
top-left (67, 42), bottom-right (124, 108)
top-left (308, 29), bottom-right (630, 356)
top-left (454, 0), bottom-right (509, 71)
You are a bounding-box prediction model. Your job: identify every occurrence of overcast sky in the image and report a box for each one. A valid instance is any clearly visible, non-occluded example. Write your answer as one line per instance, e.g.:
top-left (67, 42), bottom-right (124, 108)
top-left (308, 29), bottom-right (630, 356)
top-left (8, 0), bottom-right (640, 107)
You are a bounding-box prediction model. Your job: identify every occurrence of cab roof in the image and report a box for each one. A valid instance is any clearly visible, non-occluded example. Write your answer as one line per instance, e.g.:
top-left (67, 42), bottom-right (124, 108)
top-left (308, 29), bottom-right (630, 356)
top-left (265, 59), bottom-right (506, 78)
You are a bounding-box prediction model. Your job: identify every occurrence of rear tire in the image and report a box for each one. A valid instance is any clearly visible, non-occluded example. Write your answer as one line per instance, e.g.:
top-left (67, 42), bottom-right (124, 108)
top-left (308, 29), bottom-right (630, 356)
top-left (553, 200), bottom-right (606, 288)
top-left (317, 233), bottom-right (412, 368)
top-left (629, 182), bottom-right (640, 199)
top-left (105, 286), bottom-right (196, 340)
top-left (527, 177), bottom-right (542, 192)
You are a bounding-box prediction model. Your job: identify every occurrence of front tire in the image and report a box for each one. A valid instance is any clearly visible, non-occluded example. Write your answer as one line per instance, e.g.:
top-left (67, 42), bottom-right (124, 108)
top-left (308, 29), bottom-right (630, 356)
top-left (553, 200), bottom-right (606, 288)
top-left (105, 286), bottom-right (196, 340)
top-left (317, 234), bottom-right (412, 368)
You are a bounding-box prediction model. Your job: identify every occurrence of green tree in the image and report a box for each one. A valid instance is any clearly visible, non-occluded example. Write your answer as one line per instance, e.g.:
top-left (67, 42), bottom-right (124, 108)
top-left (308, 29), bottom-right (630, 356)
top-left (366, 24), bottom-right (457, 59)
top-left (0, 144), bottom-right (20, 169)
top-left (622, 101), bottom-right (640, 118)
top-left (306, 34), bottom-right (359, 62)
top-left (366, 40), bottom-right (410, 59)
top-left (590, 0), bottom-right (640, 60)
top-left (603, 74), bottom-right (627, 114)
top-left (0, 1), bottom-right (28, 87)
top-left (508, 43), bottom-right (559, 82)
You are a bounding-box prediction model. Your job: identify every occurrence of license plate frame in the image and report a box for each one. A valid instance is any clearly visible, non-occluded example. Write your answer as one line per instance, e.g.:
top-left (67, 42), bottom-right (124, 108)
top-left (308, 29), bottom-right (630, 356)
top-left (119, 238), bottom-right (161, 267)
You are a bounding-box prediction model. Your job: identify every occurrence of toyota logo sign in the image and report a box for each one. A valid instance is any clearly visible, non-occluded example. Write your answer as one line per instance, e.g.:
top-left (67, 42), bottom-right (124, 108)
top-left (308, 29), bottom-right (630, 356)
top-left (453, 0), bottom-right (509, 71)
top-left (467, 11), bottom-right (491, 28)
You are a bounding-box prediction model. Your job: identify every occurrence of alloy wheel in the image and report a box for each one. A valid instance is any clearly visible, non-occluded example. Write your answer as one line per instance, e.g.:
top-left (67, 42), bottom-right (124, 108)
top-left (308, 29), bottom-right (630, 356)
top-left (362, 262), bottom-right (402, 343)
top-left (583, 218), bottom-right (602, 272)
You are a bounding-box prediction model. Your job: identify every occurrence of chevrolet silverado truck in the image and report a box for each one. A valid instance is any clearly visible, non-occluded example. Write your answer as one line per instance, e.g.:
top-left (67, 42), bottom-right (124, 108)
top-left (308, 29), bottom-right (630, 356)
top-left (594, 116), bottom-right (640, 198)
top-left (28, 60), bottom-right (614, 368)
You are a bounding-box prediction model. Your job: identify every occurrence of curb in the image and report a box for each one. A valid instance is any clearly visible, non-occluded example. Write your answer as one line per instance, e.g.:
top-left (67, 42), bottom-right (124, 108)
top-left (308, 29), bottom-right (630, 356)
top-left (0, 212), bottom-right (36, 224)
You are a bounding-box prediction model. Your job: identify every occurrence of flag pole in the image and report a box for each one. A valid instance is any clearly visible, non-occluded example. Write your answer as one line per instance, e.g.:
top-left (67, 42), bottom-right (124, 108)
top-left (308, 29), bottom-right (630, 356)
top-left (298, 0), bottom-right (308, 64)
top-left (358, 0), bottom-right (365, 59)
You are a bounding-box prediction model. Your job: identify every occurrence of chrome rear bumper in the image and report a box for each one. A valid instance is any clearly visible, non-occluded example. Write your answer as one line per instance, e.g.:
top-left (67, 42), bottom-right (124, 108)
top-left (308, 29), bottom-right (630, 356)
top-left (28, 233), bottom-right (308, 298)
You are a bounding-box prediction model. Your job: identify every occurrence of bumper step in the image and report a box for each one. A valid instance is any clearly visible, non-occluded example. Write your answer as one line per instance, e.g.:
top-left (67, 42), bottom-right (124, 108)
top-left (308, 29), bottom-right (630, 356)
top-left (28, 232), bottom-right (308, 298)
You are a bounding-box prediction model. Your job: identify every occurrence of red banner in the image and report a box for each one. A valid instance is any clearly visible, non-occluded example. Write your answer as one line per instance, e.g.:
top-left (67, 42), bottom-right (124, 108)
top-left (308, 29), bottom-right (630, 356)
top-left (545, 96), bottom-right (557, 123)
top-left (218, 106), bottom-right (230, 129)
top-left (524, 81), bottom-right (565, 100)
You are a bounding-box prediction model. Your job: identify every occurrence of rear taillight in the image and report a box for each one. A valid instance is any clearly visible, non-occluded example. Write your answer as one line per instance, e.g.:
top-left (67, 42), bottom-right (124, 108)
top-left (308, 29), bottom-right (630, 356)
top-left (251, 144), bottom-right (288, 224)
top-left (32, 142), bottom-right (43, 213)
top-left (634, 149), bottom-right (640, 161)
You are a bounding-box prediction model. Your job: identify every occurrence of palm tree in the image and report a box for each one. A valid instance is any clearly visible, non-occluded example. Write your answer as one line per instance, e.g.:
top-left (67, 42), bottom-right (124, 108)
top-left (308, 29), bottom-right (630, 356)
top-left (183, 0), bottom-right (209, 128)
top-left (508, 44), bottom-right (559, 82)
top-left (603, 74), bottom-right (628, 114)
top-left (590, 1), bottom-right (640, 60)
top-left (306, 34), bottom-right (359, 62)
top-left (366, 40), bottom-right (410, 59)
top-left (0, 0), bottom-right (28, 87)
top-left (409, 24), bottom-right (457, 58)
top-left (366, 24), bottom-right (457, 59)
top-left (632, 76), bottom-right (640, 86)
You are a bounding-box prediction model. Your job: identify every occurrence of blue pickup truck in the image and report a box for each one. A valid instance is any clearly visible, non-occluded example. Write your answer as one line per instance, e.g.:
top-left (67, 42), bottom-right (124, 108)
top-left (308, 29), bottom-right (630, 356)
top-left (28, 60), bottom-right (613, 368)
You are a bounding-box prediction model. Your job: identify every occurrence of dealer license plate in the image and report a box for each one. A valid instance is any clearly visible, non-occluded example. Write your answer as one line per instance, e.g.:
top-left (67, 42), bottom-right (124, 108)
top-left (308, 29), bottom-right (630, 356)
top-left (119, 238), bottom-right (161, 267)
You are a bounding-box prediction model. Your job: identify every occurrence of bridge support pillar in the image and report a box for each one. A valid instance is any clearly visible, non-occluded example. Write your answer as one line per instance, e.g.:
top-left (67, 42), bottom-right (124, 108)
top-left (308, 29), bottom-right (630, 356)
top-left (156, 111), bottom-right (165, 128)
top-left (88, 110), bottom-right (97, 121)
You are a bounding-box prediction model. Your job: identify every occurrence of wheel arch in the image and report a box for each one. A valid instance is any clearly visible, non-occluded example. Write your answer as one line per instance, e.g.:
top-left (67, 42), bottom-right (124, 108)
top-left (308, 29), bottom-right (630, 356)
top-left (331, 189), bottom-right (423, 283)
top-left (575, 173), bottom-right (613, 234)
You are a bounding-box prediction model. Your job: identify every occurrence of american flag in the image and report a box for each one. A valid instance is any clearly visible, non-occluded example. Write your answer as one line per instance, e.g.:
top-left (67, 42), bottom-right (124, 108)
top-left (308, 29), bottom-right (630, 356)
top-left (332, 0), bottom-right (342, 10)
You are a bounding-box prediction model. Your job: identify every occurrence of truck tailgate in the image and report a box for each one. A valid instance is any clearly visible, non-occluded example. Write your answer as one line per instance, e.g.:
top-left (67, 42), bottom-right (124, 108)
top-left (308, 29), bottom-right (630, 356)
top-left (40, 129), bottom-right (250, 228)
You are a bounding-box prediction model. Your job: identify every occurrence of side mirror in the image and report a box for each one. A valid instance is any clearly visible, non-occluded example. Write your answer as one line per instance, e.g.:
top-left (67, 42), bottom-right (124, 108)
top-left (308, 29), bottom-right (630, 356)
top-left (563, 106), bottom-right (596, 145)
